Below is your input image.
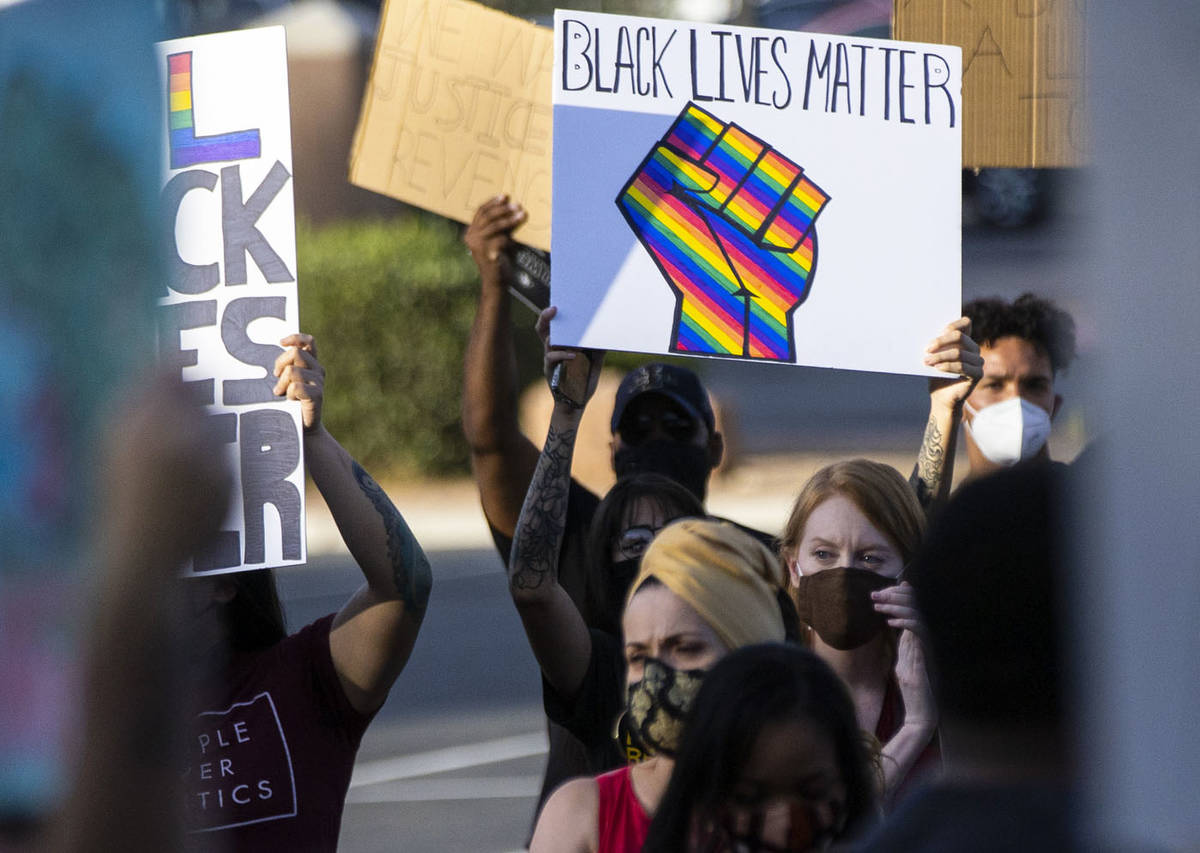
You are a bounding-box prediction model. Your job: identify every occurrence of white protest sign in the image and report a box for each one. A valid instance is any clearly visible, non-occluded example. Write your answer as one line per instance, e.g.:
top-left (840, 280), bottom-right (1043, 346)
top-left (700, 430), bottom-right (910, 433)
top-left (551, 10), bottom-right (961, 375)
top-left (157, 27), bottom-right (306, 574)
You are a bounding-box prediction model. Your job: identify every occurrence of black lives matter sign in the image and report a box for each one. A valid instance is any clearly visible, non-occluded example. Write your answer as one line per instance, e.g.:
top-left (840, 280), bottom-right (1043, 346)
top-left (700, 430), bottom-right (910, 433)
top-left (156, 27), bottom-right (306, 573)
top-left (185, 692), bottom-right (298, 832)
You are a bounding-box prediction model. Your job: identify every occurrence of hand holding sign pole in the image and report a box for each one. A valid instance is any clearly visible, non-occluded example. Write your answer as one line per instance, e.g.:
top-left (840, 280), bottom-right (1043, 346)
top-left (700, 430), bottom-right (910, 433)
top-left (617, 103), bottom-right (830, 361)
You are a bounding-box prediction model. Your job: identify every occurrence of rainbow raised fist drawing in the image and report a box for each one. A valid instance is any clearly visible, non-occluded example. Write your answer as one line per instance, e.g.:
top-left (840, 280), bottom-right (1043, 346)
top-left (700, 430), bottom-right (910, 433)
top-left (617, 103), bottom-right (830, 361)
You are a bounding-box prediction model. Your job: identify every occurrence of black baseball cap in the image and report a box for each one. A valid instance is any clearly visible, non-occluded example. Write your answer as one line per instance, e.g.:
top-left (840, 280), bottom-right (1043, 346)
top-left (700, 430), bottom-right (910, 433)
top-left (610, 363), bottom-right (716, 435)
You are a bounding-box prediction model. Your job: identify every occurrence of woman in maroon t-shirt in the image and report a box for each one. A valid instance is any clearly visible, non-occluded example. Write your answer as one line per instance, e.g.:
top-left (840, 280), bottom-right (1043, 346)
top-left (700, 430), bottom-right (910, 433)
top-left (184, 334), bottom-right (432, 852)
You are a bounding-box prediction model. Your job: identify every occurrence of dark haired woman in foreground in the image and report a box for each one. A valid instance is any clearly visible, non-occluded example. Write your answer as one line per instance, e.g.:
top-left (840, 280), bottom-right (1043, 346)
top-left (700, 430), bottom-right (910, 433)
top-left (645, 643), bottom-right (877, 852)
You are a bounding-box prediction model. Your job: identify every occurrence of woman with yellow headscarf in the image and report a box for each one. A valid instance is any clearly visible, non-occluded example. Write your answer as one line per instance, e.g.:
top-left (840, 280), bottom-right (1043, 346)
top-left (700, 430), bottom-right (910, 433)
top-left (529, 517), bottom-right (793, 853)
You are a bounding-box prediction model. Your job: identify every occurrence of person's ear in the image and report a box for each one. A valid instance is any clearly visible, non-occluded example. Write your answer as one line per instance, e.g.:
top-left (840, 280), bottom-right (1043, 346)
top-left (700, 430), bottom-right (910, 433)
top-left (783, 548), bottom-right (800, 586)
top-left (707, 430), bottom-right (725, 470)
top-left (1051, 393), bottom-right (1063, 421)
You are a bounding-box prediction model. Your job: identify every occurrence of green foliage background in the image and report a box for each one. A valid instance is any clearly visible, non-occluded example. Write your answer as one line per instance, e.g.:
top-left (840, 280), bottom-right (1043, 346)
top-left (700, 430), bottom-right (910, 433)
top-left (297, 215), bottom-right (486, 477)
top-left (297, 213), bottom-right (695, 477)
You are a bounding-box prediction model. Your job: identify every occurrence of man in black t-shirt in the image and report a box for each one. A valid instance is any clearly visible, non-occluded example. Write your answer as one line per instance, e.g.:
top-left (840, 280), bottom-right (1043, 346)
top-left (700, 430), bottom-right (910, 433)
top-left (462, 198), bottom-right (773, 815)
top-left (463, 198), bottom-right (770, 624)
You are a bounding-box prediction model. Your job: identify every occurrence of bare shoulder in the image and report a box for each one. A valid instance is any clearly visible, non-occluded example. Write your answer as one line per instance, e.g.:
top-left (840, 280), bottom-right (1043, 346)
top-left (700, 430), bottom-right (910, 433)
top-left (530, 776), bottom-right (600, 853)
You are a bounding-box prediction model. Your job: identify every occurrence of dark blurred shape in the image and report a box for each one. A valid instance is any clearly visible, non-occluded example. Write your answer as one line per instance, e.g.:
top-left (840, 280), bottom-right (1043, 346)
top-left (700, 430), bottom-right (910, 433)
top-left (911, 464), bottom-right (1065, 729)
top-left (0, 0), bottom-right (162, 827)
top-left (644, 643), bottom-right (878, 852)
top-left (856, 463), bottom-right (1079, 851)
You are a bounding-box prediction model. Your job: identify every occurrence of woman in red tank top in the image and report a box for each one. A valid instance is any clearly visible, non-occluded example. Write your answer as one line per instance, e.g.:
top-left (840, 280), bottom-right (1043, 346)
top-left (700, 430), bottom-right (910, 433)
top-left (529, 519), bottom-right (793, 853)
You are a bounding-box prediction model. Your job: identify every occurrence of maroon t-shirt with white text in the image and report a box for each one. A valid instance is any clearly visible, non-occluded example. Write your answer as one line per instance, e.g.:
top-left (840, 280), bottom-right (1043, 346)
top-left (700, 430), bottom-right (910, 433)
top-left (184, 614), bottom-right (375, 851)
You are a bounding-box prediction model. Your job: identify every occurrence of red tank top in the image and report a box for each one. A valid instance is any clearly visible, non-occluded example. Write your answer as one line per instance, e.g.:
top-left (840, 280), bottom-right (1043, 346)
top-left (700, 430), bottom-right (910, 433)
top-left (595, 766), bottom-right (650, 853)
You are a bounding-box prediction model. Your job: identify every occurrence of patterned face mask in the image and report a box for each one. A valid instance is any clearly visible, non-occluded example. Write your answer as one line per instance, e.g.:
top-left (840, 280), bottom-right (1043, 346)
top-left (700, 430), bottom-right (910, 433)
top-left (624, 657), bottom-right (706, 757)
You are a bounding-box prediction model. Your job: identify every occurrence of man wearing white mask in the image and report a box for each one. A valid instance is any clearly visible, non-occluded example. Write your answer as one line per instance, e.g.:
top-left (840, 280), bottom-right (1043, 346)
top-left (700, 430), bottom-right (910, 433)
top-left (960, 293), bottom-right (1077, 476)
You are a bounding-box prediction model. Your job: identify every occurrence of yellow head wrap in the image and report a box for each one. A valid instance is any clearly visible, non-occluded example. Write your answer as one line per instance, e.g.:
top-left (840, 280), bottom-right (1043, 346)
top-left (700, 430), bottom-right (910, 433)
top-left (626, 518), bottom-right (787, 651)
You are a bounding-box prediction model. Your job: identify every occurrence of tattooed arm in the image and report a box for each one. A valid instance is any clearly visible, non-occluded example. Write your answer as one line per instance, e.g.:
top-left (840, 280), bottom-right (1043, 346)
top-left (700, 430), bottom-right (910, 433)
top-left (274, 334), bottom-right (432, 714)
top-left (910, 411), bottom-right (952, 511)
top-left (509, 322), bottom-right (605, 699)
top-left (909, 318), bottom-right (983, 515)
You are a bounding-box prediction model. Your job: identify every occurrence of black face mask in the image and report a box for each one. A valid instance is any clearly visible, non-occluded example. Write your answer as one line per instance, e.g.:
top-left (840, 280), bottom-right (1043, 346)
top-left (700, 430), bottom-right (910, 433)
top-left (792, 567), bottom-right (893, 650)
top-left (613, 440), bottom-right (711, 502)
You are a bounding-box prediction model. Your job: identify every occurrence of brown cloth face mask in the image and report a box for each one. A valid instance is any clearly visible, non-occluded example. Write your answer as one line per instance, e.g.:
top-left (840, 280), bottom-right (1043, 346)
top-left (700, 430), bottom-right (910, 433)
top-left (793, 567), bottom-right (894, 650)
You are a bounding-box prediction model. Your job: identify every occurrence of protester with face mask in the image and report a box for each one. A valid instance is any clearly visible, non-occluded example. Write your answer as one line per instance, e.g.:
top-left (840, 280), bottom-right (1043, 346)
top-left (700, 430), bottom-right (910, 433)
top-left (507, 336), bottom-right (713, 797)
top-left (958, 293), bottom-right (1077, 479)
top-left (462, 203), bottom-right (771, 638)
top-left (529, 518), bottom-right (792, 853)
top-left (781, 460), bottom-right (939, 805)
top-left (643, 644), bottom-right (879, 853)
top-left (491, 302), bottom-right (770, 816)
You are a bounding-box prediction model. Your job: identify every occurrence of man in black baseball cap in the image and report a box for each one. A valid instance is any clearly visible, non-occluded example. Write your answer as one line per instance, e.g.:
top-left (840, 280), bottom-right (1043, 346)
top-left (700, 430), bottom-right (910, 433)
top-left (608, 363), bottom-right (724, 503)
top-left (460, 206), bottom-right (762, 818)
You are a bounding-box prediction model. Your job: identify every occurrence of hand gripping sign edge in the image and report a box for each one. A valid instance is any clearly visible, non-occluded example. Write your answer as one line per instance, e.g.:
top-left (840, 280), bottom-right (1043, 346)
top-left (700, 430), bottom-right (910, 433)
top-left (616, 102), bottom-right (830, 362)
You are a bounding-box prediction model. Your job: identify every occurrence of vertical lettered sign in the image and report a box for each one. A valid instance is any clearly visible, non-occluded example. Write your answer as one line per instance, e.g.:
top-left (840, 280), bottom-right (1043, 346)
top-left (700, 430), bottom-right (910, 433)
top-left (157, 27), bottom-right (306, 574)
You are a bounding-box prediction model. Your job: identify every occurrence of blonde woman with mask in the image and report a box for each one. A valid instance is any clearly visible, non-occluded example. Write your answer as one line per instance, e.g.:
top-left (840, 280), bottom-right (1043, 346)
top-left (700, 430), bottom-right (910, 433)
top-left (529, 518), bottom-right (794, 853)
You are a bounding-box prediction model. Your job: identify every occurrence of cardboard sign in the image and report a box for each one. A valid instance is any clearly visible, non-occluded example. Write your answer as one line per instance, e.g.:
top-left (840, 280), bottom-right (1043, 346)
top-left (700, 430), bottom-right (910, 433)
top-left (893, 0), bottom-right (1086, 168)
top-left (350, 0), bottom-right (553, 251)
top-left (157, 27), bottom-right (306, 575)
top-left (551, 10), bottom-right (961, 376)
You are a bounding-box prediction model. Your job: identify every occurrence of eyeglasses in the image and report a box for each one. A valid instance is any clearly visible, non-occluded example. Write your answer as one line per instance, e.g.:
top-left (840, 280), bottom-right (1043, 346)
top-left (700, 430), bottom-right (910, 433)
top-left (619, 408), bottom-right (698, 446)
top-left (616, 524), bottom-right (665, 559)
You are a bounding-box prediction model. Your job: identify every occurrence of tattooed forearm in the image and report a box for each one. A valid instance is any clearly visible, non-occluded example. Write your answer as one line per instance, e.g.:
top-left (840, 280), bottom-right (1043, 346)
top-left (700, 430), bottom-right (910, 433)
top-left (352, 461), bottom-right (432, 616)
top-left (911, 413), bottom-right (945, 511)
top-left (510, 424), bottom-right (576, 594)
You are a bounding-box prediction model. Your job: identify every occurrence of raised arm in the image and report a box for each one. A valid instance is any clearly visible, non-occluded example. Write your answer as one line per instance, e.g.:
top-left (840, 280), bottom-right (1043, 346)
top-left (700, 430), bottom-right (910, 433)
top-left (509, 309), bottom-right (604, 698)
top-left (274, 334), bottom-right (431, 715)
top-left (461, 195), bottom-right (541, 539)
top-left (910, 317), bottom-right (982, 514)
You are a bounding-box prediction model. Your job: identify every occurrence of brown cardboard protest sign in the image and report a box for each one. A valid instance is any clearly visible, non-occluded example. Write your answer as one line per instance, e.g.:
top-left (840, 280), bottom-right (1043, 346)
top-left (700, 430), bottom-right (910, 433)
top-left (350, 0), bottom-right (553, 250)
top-left (893, 0), bottom-right (1086, 168)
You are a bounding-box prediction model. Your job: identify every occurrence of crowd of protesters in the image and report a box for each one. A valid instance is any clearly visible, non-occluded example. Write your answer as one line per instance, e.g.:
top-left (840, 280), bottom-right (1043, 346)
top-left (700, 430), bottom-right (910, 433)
top-left (23, 192), bottom-right (1081, 853)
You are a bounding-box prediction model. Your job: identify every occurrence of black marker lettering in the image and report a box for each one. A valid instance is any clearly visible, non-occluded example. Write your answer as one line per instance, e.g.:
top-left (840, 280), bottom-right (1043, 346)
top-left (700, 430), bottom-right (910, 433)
top-left (898, 49), bottom-right (916, 124)
top-left (162, 169), bottom-right (219, 296)
top-left (804, 41), bottom-right (832, 111)
top-left (771, 38), bottom-right (791, 108)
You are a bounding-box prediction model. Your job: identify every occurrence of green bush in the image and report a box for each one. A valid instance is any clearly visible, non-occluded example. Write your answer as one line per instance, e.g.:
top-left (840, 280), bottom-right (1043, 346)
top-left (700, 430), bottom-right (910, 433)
top-left (296, 214), bottom-right (711, 477)
top-left (297, 215), bottom-right (485, 477)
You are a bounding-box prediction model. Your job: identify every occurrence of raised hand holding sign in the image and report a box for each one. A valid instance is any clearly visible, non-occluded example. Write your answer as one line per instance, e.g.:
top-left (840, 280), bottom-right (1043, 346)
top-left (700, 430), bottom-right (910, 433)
top-left (617, 102), bottom-right (830, 362)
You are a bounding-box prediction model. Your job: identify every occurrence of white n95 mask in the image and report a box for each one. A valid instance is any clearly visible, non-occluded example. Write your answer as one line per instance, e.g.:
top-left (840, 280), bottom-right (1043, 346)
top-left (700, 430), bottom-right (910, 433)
top-left (964, 397), bottom-right (1052, 467)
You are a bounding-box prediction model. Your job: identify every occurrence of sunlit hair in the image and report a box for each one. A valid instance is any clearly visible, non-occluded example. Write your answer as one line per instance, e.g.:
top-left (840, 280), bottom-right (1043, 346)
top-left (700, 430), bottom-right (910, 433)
top-left (643, 643), bottom-right (879, 852)
top-left (585, 473), bottom-right (704, 636)
top-left (964, 292), bottom-right (1077, 375)
top-left (780, 459), bottom-right (925, 569)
